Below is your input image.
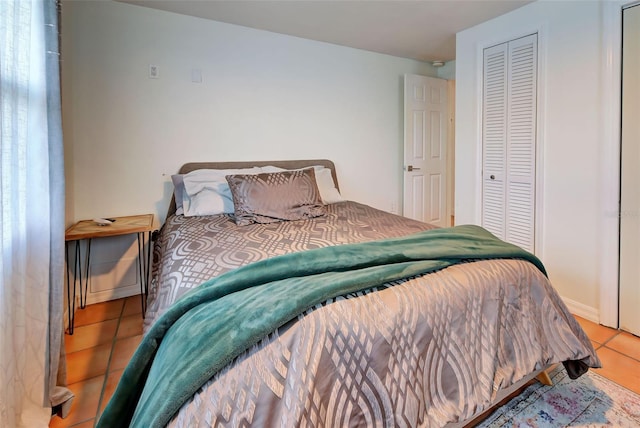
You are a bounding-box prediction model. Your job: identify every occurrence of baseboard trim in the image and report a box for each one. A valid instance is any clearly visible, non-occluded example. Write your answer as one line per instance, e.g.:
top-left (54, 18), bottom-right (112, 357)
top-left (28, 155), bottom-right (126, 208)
top-left (84, 285), bottom-right (140, 306)
top-left (562, 296), bottom-right (600, 324)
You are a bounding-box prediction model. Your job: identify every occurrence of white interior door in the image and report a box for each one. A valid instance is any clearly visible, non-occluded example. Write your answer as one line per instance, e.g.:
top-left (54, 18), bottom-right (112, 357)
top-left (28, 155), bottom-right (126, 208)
top-left (403, 74), bottom-right (449, 226)
top-left (619, 4), bottom-right (640, 336)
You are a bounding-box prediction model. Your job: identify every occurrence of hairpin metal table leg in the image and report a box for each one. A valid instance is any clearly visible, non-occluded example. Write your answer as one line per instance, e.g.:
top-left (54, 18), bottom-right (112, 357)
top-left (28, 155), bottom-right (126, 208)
top-left (65, 239), bottom-right (86, 335)
top-left (79, 238), bottom-right (91, 309)
top-left (137, 232), bottom-right (146, 317)
top-left (65, 242), bottom-right (74, 335)
top-left (145, 230), bottom-right (151, 296)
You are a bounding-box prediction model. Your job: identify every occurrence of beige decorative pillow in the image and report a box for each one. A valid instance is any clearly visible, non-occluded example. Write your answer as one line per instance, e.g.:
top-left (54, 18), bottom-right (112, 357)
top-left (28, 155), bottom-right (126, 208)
top-left (225, 168), bottom-right (327, 226)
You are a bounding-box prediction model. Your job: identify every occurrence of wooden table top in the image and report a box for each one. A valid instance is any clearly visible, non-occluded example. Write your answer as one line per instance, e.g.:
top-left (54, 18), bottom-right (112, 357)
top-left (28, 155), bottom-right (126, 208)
top-left (65, 214), bottom-right (159, 241)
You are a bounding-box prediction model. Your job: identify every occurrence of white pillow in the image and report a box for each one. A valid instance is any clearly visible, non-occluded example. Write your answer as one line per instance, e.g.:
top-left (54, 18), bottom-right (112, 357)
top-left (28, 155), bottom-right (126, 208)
top-left (259, 165), bottom-right (345, 204)
top-left (313, 167), bottom-right (345, 204)
top-left (259, 165), bottom-right (287, 174)
top-left (171, 174), bottom-right (186, 216)
top-left (182, 167), bottom-right (261, 217)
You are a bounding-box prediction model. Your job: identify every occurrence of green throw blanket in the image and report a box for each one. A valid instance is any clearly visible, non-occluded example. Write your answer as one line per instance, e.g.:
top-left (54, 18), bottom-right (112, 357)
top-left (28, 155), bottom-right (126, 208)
top-left (97, 225), bottom-right (546, 428)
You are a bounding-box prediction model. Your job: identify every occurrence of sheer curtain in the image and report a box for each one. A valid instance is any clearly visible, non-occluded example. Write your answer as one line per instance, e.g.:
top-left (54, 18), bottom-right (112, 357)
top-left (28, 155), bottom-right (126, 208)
top-left (0, 0), bottom-right (73, 426)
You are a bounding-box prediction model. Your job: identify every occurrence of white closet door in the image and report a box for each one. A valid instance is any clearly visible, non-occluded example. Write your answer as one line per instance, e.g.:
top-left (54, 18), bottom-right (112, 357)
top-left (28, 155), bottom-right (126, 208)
top-left (482, 34), bottom-right (537, 253)
top-left (506, 35), bottom-right (537, 252)
top-left (620, 4), bottom-right (640, 336)
top-left (482, 43), bottom-right (508, 239)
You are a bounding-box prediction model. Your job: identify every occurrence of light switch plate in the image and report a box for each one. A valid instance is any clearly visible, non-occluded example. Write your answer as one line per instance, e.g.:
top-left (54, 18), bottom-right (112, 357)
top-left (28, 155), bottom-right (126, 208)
top-left (191, 68), bottom-right (202, 83)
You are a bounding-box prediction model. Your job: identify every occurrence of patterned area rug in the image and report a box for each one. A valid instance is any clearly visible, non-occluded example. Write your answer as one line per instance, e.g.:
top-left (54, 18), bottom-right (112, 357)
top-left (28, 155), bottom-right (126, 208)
top-left (477, 365), bottom-right (640, 427)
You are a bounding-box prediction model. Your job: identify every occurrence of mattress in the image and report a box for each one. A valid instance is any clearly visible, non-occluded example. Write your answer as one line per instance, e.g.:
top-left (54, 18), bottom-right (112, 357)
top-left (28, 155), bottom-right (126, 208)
top-left (110, 201), bottom-right (599, 427)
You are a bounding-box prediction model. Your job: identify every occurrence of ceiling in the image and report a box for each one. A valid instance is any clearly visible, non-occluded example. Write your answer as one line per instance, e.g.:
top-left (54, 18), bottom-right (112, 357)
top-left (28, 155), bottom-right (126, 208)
top-left (117, 0), bottom-right (534, 62)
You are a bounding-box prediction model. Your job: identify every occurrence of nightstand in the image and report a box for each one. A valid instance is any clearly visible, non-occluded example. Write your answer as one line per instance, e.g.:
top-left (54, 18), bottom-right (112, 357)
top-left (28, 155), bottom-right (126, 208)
top-left (65, 214), bottom-right (159, 334)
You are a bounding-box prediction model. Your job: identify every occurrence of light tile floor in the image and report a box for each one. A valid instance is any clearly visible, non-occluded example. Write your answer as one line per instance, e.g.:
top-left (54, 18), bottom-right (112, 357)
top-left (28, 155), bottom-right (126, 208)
top-left (49, 302), bottom-right (640, 427)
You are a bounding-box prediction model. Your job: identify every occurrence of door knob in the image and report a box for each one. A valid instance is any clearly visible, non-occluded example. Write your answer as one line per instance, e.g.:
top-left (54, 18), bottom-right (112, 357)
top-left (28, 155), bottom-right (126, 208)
top-left (407, 165), bottom-right (421, 172)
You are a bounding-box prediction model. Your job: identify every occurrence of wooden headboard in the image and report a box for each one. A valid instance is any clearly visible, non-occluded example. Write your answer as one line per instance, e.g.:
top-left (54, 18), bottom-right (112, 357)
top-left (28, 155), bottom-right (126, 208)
top-left (166, 159), bottom-right (339, 219)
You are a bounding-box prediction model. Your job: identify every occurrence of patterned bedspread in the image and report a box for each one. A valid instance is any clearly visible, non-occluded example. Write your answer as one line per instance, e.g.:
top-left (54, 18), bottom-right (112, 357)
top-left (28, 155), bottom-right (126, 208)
top-left (144, 201), bottom-right (599, 427)
top-left (145, 201), bottom-right (434, 329)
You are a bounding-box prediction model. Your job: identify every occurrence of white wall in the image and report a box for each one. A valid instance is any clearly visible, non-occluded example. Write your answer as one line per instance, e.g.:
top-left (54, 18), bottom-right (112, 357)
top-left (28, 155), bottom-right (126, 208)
top-left (455, 0), bottom-right (619, 322)
top-left (61, 0), bottom-right (437, 303)
top-left (437, 60), bottom-right (456, 80)
top-left (62, 0), bottom-right (437, 225)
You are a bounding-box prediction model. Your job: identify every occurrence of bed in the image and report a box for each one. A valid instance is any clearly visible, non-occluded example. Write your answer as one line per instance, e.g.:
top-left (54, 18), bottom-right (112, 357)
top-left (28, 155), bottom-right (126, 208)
top-left (98, 159), bottom-right (600, 428)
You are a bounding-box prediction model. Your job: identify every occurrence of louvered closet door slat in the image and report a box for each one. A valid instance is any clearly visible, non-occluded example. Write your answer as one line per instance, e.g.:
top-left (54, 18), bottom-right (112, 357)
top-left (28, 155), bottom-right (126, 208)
top-left (506, 34), bottom-right (537, 253)
top-left (482, 43), bottom-right (508, 240)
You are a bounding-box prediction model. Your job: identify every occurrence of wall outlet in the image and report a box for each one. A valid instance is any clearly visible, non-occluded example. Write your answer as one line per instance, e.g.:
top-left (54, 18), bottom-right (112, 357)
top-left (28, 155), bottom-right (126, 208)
top-left (149, 64), bottom-right (160, 79)
top-left (390, 202), bottom-right (397, 214)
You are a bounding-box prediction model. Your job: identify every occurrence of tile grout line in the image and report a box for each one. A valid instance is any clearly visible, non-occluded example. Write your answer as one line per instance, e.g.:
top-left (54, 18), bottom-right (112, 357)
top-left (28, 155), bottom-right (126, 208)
top-left (598, 330), bottom-right (620, 348)
top-left (589, 325), bottom-right (640, 361)
top-left (600, 331), bottom-right (640, 363)
top-left (601, 343), bottom-right (640, 363)
top-left (93, 300), bottom-right (126, 427)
